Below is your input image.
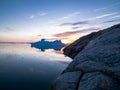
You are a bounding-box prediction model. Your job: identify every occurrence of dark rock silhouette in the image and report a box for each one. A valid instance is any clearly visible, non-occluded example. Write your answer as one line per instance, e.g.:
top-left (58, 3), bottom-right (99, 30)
top-left (63, 30), bottom-right (103, 59)
top-left (52, 24), bottom-right (120, 90)
top-left (31, 39), bottom-right (65, 51)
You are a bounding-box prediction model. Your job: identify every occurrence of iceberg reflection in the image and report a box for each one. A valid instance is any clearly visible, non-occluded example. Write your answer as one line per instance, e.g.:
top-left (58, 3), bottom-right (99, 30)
top-left (31, 39), bottom-right (65, 51)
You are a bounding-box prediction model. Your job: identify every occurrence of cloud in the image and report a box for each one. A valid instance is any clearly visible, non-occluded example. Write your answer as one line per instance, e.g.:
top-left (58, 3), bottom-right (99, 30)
top-left (60, 23), bottom-right (72, 26)
top-left (29, 14), bottom-right (35, 19)
top-left (47, 37), bottom-right (69, 41)
top-left (94, 7), bottom-right (107, 12)
top-left (94, 2), bottom-right (120, 12)
top-left (28, 12), bottom-right (47, 19)
top-left (53, 27), bottom-right (100, 37)
top-left (37, 34), bottom-right (41, 36)
top-left (111, 15), bottom-right (120, 19)
top-left (47, 12), bottom-right (81, 24)
top-left (88, 12), bottom-right (118, 20)
top-left (72, 21), bottom-right (88, 25)
top-left (0, 26), bottom-right (15, 32)
top-left (59, 20), bottom-right (101, 34)
top-left (72, 26), bottom-right (80, 29)
top-left (54, 31), bottom-right (77, 37)
top-left (59, 12), bottom-right (80, 20)
top-left (38, 12), bottom-right (47, 16)
top-left (60, 21), bottom-right (88, 26)
top-left (6, 27), bottom-right (14, 31)
top-left (59, 12), bottom-right (117, 27)
top-left (102, 19), bottom-right (120, 23)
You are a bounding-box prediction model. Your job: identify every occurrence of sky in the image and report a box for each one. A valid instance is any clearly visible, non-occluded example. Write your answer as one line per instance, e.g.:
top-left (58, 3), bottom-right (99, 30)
top-left (0, 0), bottom-right (120, 44)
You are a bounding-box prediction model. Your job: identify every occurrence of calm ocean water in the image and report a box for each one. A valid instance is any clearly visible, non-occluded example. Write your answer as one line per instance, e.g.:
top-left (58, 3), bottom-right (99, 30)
top-left (0, 44), bottom-right (71, 90)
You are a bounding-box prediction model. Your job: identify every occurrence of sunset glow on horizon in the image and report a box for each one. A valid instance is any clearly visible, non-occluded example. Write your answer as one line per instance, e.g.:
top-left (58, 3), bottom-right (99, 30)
top-left (0, 0), bottom-right (120, 44)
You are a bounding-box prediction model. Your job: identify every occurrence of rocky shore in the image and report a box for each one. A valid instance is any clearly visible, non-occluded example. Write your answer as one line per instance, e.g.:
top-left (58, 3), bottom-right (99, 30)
top-left (52, 24), bottom-right (120, 90)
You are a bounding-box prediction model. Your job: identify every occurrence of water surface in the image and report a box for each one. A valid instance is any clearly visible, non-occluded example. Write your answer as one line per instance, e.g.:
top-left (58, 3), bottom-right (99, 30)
top-left (0, 44), bottom-right (71, 90)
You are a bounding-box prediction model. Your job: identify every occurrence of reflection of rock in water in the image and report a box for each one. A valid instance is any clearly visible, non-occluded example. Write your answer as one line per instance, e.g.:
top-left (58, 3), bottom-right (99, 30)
top-left (31, 39), bottom-right (65, 51)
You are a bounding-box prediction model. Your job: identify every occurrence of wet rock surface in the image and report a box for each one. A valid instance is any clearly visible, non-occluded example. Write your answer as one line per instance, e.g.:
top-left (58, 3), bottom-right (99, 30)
top-left (53, 24), bottom-right (120, 90)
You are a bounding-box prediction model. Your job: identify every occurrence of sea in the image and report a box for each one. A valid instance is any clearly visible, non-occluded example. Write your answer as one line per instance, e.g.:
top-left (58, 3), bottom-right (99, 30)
top-left (0, 43), bottom-right (71, 90)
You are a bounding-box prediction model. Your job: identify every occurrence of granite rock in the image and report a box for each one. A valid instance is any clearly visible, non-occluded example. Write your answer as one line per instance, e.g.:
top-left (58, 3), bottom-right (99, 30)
top-left (53, 71), bottom-right (82, 90)
top-left (53, 24), bottom-right (120, 90)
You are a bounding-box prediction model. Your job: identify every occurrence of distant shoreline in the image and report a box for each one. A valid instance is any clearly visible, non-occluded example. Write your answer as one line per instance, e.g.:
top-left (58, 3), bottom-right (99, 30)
top-left (0, 42), bottom-right (30, 44)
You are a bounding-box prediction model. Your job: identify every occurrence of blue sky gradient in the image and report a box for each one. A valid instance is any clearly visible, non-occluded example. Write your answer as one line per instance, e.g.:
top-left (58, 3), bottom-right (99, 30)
top-left (0, 0), bottom-right (120, 43)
